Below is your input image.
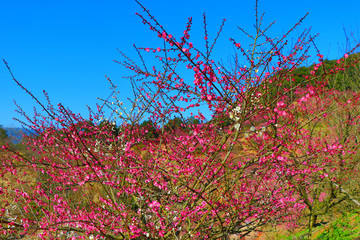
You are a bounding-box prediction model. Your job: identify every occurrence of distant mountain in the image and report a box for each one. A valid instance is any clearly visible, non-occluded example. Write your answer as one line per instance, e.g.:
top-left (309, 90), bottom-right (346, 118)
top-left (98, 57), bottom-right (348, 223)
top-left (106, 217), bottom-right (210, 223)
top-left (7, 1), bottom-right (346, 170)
top-left (4, 127), bottom-right (27, 144)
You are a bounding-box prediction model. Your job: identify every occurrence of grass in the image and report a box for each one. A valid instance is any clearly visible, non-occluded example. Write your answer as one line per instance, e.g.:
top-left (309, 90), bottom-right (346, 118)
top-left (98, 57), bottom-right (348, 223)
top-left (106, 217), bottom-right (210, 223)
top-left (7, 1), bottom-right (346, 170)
top-left (314, 211), bottom-right (360, 240)
top-left (269, 210), bottom-right (360, 240)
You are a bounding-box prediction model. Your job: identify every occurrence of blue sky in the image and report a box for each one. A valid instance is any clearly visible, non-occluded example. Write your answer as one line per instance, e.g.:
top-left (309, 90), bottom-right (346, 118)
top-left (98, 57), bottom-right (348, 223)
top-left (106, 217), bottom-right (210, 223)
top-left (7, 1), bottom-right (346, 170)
top-left (1, 0), bottom-right (359, 127)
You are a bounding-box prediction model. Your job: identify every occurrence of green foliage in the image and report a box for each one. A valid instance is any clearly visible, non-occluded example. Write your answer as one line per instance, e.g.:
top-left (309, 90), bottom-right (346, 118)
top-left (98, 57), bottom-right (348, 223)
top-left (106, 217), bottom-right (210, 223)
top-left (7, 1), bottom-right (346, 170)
top-left (140, 120), bottom-right (159, 139)
top-left (0, 125), bottom-right (8, 140)
top-left (282, 211), bottom-right (360, 240)
top-left (98, 120), bottom-right (120, 136)
top-left (209, 113), bottom-right (234, 128)
top-left (289, 53), bottom-right (360, 91)
top-left (329, 53), bottom-right (360, 91)
top-left (316, 212), bottom-right (360, 240)
top-left (165, 117), bottom-right (184, 131)
top-left (185, 116), bottom-right (201, 126)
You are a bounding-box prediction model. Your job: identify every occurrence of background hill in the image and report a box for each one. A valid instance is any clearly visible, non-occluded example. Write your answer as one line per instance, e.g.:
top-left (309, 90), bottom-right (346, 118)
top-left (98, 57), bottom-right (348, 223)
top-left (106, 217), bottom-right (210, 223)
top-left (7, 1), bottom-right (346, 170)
top-left (4, 127), bottom-right (25, 143)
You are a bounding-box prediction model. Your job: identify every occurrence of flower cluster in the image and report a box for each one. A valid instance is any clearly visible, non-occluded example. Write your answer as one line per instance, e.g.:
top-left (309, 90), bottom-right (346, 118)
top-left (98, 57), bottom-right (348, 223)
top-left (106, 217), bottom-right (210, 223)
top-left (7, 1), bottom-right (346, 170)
top-left (1, 1), bottom-right (360, 239)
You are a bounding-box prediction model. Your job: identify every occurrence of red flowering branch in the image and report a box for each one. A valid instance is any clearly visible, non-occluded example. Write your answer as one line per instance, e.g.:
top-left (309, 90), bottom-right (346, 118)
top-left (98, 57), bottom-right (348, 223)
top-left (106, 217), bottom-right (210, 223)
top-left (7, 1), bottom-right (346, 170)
top-left (1, 1), bottom-right (360, 239)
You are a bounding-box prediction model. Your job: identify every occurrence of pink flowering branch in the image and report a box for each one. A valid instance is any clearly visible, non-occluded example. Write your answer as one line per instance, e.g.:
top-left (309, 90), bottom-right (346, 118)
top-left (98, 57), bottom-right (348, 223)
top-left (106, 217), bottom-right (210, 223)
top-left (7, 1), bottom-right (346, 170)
top-left (1, 1), bottom-right (360, 239)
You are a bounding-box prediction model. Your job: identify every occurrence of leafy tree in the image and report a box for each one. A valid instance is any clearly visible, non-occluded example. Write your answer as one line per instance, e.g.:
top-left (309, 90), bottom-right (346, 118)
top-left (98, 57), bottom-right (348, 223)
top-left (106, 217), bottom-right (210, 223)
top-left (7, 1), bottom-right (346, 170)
top-left (98, 119), bottom-right (120, 137)
top-left (208, 112), bottom-right (234, 128)
top-left (185, 116), bottom-right (201, 126)
top-left (165, 117), bottom-right (184, 131)
top-left (140, 120), bottom-right (159, 139)
top-left (286, 53), bottom-right (360, 91)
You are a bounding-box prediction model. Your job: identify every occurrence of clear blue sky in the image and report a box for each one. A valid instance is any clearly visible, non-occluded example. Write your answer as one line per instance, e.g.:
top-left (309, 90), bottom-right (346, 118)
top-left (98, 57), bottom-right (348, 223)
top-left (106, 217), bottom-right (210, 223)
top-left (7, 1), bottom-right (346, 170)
top-left (1, 0), bottom-right (359, 127)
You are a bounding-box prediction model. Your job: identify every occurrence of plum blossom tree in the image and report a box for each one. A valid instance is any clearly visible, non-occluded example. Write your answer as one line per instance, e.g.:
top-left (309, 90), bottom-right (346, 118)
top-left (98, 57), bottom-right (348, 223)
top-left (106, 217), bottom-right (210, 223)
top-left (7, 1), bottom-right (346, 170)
top-left (1, 0), bottom-right (360, 239)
